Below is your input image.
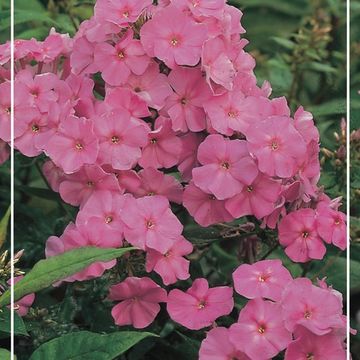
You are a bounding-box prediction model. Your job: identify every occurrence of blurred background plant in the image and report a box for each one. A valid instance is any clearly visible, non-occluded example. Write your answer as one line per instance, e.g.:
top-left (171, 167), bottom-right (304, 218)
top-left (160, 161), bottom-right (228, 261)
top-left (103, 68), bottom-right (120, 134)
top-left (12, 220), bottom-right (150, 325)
top-left (0, 0), bottom-right (355, 358)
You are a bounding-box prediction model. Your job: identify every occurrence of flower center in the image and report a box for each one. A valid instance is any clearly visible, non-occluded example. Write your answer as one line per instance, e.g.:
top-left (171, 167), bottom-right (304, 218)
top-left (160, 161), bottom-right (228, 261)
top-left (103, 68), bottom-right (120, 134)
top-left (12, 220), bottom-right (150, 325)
top-left (105, 216), bottom-right (113, 224)
top-left (306, 354), bottom-right (314, 360)
top-left (164, 251), bottom-right (171, 258)
top-left (304, 310), bottom-right (312, 319)
top-left (111, 135), bottom-right (119, 144)
top-left (118, 51), bottom-right (125, 59)
top-left (87, 181), bottom-right (94, 188)
top-left (170, 37), bottom-right (180, 47)
top-left (258, 274), bottom-right (268, 282)
top-left (75, 143), bottom-right (83, 150)
top-left (180, 97), bottom-right (187, 105)
top-left (31, 124), bottom-right (40, 133)
top-left (271, 141), bottom-right (279, 151)
top-left (134, 87), bottom-right (141, 93)
top-left (302, 231), bottom-right (309, 239)
top-left (30, 89), bottom-right (39, 97)
top-left (150, 138), bottom-right (157, 144)
top-left (258, 325), bottom-right (266, 334)
top-left (197, 300), bottom-right (206, 309)
top-left (5, 107), bottom-right (10, 114)
top-left (334, 218), bottom-right (341, 225)
top-left (122, 10), bottom-right (129, 18)
top-left (221, 162), bottom-right (230, 170)
top-left (227, 110), bottom-right (238, 118)
top-left (146, 220), bottom-right (155, 229)
top-left (147, 191), bottom-right (155, 196)
top-left (247, 186), bottom-right (253, 192)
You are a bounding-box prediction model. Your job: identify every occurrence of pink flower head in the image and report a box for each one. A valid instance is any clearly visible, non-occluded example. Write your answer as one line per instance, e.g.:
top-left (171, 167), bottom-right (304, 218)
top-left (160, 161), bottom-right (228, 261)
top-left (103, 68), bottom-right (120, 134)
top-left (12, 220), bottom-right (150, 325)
top-left (316, 203), bottom-right (346, 250)
top-left (246, 116), bottom-right (307, 178)
top-left (9, 276), bottom-right (35, 317)
top-left (58, 164), bottom-right (121, 207)
top-left (139, 117), bottom-right (182, 169)
top-left (285, 327), bottom-right (346, 360)
top-left (122, 168), bottom-right (183, 204)
top-left (167, 278), bottom-right (233, 330)
top-left (281, 278), bottom-right (344, 335)
top-left (42, 160), bottom-right (65, 192)
top-left (140, 5), bottom-right (207, 69)
top-left (183, 182), bottom-right (234, 227)
top-left (279, 208), bottom-right (326, 263)
top-left (225, 173), bottom-right (281, 220)
top-left (165, 66), bottom-right (211, 132)
top-left (70, 36), bottom-right (98, 75)
top-left (294, 106), bottom-right (319, 144)
top-left (109, 276), bottom-right (167, 329)
top-left (145, 235), bottom-right (193, 285)
top-left (95, 0), bottom-right (152, 27)
top-left (45, 223), bottom-right (121, 282)
top-left (95, 30), bottom-right (149, 86)
top-left (192, 134), bottom-right (258, 200)
top-left (45, 115), bottom-right (99, 174)
top-left (199, 327), bottom-right (250, 360)
top-left (175, 0), bottom-right (226, 19)
top-left (232, 259), bottom-right (293, 302)
top-left (0, 140), bottom-right (9, 165)
top-left (94, 110), bottom-right (149, 170)
top-left (121, 195), bottom-right (183, 253)
top-left (229, 299), bottom-right (292, 359)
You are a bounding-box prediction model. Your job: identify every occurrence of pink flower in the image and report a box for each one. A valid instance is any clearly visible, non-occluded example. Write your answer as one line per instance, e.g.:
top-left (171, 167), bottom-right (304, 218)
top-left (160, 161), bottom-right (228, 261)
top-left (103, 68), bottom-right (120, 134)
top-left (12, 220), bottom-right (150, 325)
top-left (94, 110), bottom-right (149, 170)
top-left (8, 276), bottom-right (35, 317)
top-left (199, 327), bottom-right (250, 360)
top-left (294, 106), bottom-right (319, 144)
top-left (229, 299), bottom-right (292, 359)
top-left (183, 182), bottom-right (234, 227)
top-left (192, 134), bottom-right (258, 200)
top-left (246, 116), bottom-right (307, 178)
top-left (95, 30), bottom-right (149, 86)
top-left (278, 208), bottom-right (326, 263)
top-left (45, 115), bottom-right (99, 174)
top-left (45, 223), bottom-right (121, 282)
top-left (140, 5), bottom-right (207, 69)
top-left (42, 160), bottom-right (65, 192)
top-left (285, 327), bottom-right (346, 360)
top-left (70, 36), bottom-right (98, 75)
top-left (145, 236), bottom-right (193, 285)
top-left (165, 66), bottom-right (211, 132)
top-left (281, 278), bottom-right (344, 335)
top-left (109, 276), bottom-right (167, 329)
top-left (225, 173), bottom-right (281, 220)
top-left (139, 117), bottom-right (182, 169)
top-left (58, 164), bottom-right (120, 207)
top-left (121, 195), bottom-right (183, 253)
top-left (0, 140), bottom-right (9, 165)
top-left (176, 0), bottom-right (226, 19)
top-left (122, 168), bottom-right (183, 204)
top-left (316, 203), bottom-right (346, 250)
top-left (232, 260), bottom-right (293, 302)
top-left (167, 278), bottom-right (233, 330)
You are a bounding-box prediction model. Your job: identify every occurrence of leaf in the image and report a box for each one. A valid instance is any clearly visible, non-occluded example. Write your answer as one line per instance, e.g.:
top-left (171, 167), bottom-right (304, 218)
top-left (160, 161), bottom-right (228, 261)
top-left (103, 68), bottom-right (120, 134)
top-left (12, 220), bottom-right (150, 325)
top-left (0, 206), bottom-right (10, 248)
top-left (0, 348), bottom-right (11, 360)
top-left (0, 307), bottom-right (28, 336)
top-left (18, 185), bottom-right (63, 202)
top-left (29, 331), bottom-right (157, 360)
top-left (0, 247), bottom-right (134, 307)
top-left (271, 36), bottom-right (295, 50)
top-left (308, 99), bottom-right (346, 117)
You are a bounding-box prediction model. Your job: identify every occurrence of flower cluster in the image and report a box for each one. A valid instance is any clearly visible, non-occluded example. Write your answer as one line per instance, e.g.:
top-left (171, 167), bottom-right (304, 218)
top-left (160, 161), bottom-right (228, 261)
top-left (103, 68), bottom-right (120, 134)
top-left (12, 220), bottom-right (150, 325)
top-left (0, 0), bottom-right (350, 357)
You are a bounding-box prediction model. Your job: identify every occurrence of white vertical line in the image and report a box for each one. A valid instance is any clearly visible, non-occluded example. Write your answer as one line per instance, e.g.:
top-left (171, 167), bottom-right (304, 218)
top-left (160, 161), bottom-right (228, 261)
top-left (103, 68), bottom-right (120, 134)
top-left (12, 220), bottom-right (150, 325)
top-left (347, 0), bottom-right (351, 359)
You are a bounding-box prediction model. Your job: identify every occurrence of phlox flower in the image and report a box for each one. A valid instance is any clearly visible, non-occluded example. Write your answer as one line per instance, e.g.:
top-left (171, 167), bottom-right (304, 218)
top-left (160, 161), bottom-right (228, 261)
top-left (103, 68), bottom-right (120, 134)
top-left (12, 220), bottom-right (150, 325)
top-left (167, 278), bottom-right (233, 330)
top-left (183, 182), bottom-right (234, 227)
top-left (175, 0), bottom-right (226, 19)
top-left (0, 140), bottom-right (9, 165)
top-left (278, 208), bottom-right (326, 263)
top-left (294, 106), bottom-right (320, 144)
top-left (192, 134), bottom-right (258, 200)
top-left (281, 278), bottom-right (344, 335)
top-left (145, 236), bottom-right (193, 285)
top-left (95, 30), bottom-right (149, 86)
top-left (225, 173), bottom-right (281, 220)
top-left (199, 327), bottom-right (250, 360)
top-left (229, 298), bottom-right (292, 360)
top-left (121, 195), bottom-right (183, 253)
top-left (140, 5), bottom-right (207, 69)
top-left (42, 160), bottom-right (65, 192)
top-left (108, 276), bottom-right (167, 329)
top-left (58, 164), bottom-right (120, 207)
top-left (70, 36), bottom-right (98, 75)
top-left (246, 116), bottom-right (307, 178)
top-left (94, 110), bottom-right (149, 170)
top-left (139, 117), bottom-right (182, 169)
top-left (9, 276), bottom-right (35, 317)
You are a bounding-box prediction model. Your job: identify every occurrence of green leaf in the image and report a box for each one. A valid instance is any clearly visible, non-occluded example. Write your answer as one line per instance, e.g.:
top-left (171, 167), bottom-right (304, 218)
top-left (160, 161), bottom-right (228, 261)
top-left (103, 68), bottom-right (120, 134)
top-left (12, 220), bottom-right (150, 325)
top-left (0, 307), bottom-right (28, 336)
top-left (0, 348), bottom-right (12, 360)
top-left (29, 331), bottom-right (157, 360)
top-left (0, 206), bottom-right (10, 248)
top-left (271, 36), bottom-right (295, 50)
top-left (0, 247), bottom-right (134, 307)
top-left (308, 99), bottom-right (346, 117)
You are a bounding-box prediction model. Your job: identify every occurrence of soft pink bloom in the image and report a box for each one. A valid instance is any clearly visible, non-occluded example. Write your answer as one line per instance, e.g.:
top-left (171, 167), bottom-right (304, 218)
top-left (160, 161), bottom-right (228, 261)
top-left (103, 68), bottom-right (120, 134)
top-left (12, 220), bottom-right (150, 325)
top-left (109, 276), bottom-right (167, 329)
top-left (316, 203), bottom-right (346, 250)
top-left (94, 110), bottom-right (149, 170)
top-left (45, 115), bottom-right (99, 174)
top-left (278, 208), bottom-right (326, 263)
top-left (122, 168), bottom-right (183, 204)
top-left (285, 327), bottom-right (346, 360)
top-left (45, 223), bottom-right (121, 282)
top-left (121, 195), bottom-right (183, 253)
top-left (140, 5), bottom-right (207, 69)
top-left (95, 30), bottom-right (149, 86)
top-left (33, 32), bottom-right (66, 63)
top-left (225, 173), bottom-right (281, 220)
top-left (183, 182), bottom-right (234, 227)
top-left (232, 260), bottom-right (293, 302)
top-left (165, 66), bottom-right (211, 132)
top-left (70, 36), bottom-right (98, 75)
top-left (192, 134), bottom-right (258, 200)
top-left (58, 164), bottom-right (120, 207)
top-left (42, 160), bottom-right (65, 192)
top-left (176, 0), bottom-right (225, 19)
top-left (167, 278), bottom-right (233, 330)
top-left (281, 278), bottom-right (344, 335)
top-left (145, 236), bottom-right (193, 285)
top-left (229, 298), bottom-right (292, 359)
top-left (246, 116), bottom-right (307, 178)
top-left (0, 140), bottom-right (9, 165)
top-left (125, 62), bottom-right (172, 110)
top-left (199, 327), bottom-right (250, 360)
top-left (294, 106), bottom-right (319, 144)
top-left (9, 276), bottom-right (35, 316)
top-left (139, 117), bottom-right (182, 169)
